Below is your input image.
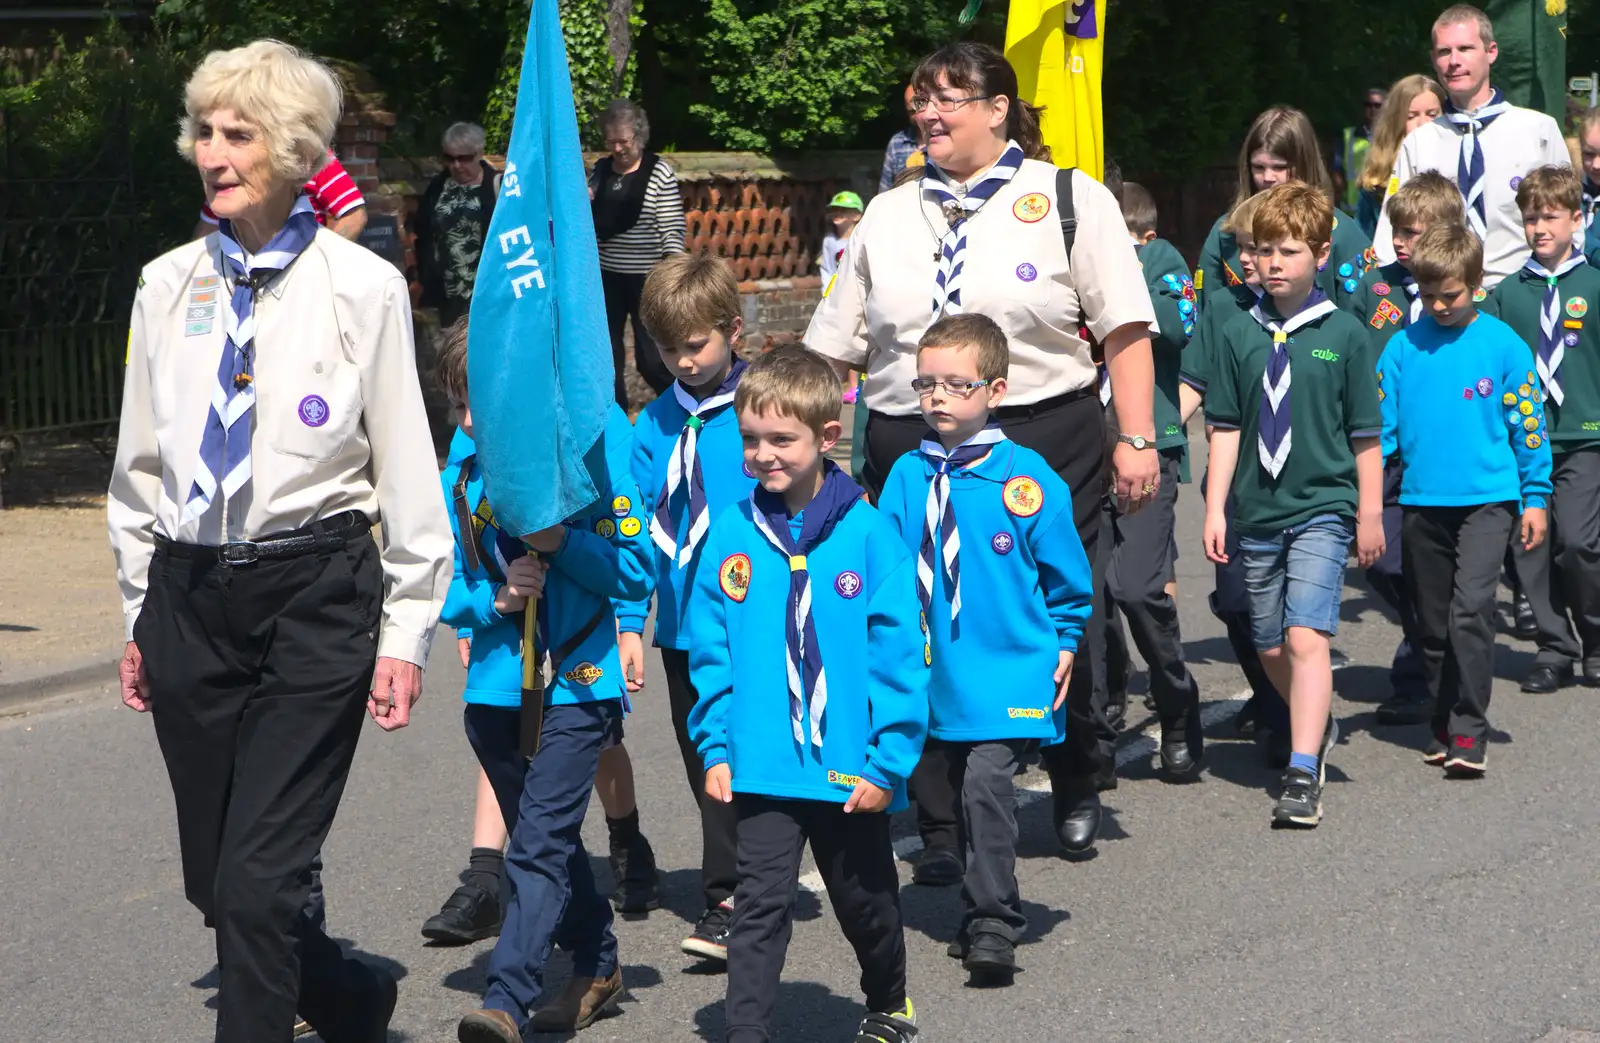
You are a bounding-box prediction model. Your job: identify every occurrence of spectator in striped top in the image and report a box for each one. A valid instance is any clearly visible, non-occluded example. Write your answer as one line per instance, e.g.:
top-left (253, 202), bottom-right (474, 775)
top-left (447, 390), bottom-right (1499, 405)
top-left (589, 99), bottom-right (687, 405)
top-left (192, 148), bottom-right (366, 240)
top-left (417, 121), bottom-right (502, 327)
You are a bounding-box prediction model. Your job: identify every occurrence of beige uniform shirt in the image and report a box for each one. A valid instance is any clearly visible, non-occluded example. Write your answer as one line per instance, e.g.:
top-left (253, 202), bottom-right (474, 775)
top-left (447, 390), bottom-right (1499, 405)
top-left (806, 159), bottom-right (1155, 415)
top-left (108, 230), bottom-right (453, 666)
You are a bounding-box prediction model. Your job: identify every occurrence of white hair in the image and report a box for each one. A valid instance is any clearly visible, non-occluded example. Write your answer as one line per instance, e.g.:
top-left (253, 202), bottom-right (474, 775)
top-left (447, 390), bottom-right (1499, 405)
top-left (441, 122), bottom-right (486, 155)
top-left (177, 39), bottom-right (342, 183)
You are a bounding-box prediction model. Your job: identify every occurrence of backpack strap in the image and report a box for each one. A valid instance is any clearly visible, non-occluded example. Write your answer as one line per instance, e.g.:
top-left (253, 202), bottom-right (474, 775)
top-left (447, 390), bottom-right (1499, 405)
top-left (1054, 166), bottom-right (1078, 269)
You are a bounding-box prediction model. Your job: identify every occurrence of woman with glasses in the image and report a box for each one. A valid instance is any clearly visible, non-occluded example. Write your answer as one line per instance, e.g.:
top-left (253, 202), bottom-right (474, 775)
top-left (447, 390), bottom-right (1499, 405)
top-left (590, 98), bottom-right (687, 405)
top-left (806, 40), bottom-right (1160, 871)
top-left (417, 121), bottom-right (503, 327)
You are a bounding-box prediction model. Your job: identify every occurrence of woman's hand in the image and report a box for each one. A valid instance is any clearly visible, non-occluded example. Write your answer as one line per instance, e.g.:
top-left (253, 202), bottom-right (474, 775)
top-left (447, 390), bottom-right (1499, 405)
top-left (368, 657), bottom-right (422, 731)
top-left (119, 641), bottom-right (151, 712)
top-left (1113, 441), bottom-right (1161, 515)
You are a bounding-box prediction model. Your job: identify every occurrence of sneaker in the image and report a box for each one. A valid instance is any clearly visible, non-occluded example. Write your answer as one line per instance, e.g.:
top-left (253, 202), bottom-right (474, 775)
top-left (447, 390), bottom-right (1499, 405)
top-left (421, 882), bottom-right (501, 944)
top-left (608, 831), bottom-right (661, 915)
top-left (681, 898), bottom-right (733, 962)
top-left (1271, 767), bottom-right (1323, 828)
top-left (854, 999), bottom-right (918, 1042)
top-left (1421, 733), bottom-right (1449, 766)
top-left (1443, 735), bottom-right (1487, 778)
top-left (911, 846), bottom-right (963, 886)
top-left (962, 920), bottom-right (1017, 982)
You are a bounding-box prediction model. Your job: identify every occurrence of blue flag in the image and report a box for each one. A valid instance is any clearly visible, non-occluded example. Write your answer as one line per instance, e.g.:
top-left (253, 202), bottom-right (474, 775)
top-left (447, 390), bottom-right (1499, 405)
top-left (466, 0), bottom-right (615, 537)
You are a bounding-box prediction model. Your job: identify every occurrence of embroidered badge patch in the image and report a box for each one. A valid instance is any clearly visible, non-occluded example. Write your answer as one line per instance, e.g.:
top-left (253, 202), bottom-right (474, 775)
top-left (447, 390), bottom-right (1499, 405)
top-left (185, 276), bottom-right (219, 337)
top-left (1463, 388), bottom-right (1475, 400)
top-left (1473, 288), bottom-right (1489, 302)
top-left (1012, 192), bottom-right (1051, 223)
top-left (1527, 433), bottom-right (1544, 449)
top-left (611, 495), bottom-right (631, 517)
top-left (991, 531), bottom-right (1014, 555)
top-left (1564, 319), bottom-right (1583, 329)
top-left (1567, 297), bottom-right (1589, 319)
top-left (619, 517), bottom-right (642, 537)
top-left (1476, 377), bottom-right (1495, 397)
top-left (1002, 476), bottom-right (1044, 517)
top-left (719, 553), bottom-right (751, 602)
top-left (1016, 262), bottom-right (1038, 282)
top-left (1503, 391), bottom-right (1518, 406)
top-left (298, 394), bottom-right (329, 427)
top-left (1374, 282), bottom-right (1391, 296)
top-left (834, 570), bottom-right (863, 599)
top-left (1523, 416), bottom-right (1541, 432)
top-left (1566, 332), bottom-right (1580, 346)
top-left (563, 662), bottom-right (604, 686)
top-left (594, 518), bottom-right (617, 539)
top-left (1193, 268), bottom-right (1204, 289)
top-left (1510, 176), bottom-right (1524, 190)
top-left (1373, 300), bottom-right (1402, 327)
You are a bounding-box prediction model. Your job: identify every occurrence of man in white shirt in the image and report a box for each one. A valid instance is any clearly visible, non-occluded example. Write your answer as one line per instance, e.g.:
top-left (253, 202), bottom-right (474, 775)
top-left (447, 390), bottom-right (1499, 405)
top-left (1373, 3), bottom-right (1571, 287)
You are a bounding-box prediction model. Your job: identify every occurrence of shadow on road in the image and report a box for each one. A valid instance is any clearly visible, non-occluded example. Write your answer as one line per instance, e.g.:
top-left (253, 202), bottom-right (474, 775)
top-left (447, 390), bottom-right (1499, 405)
top-left (692, 979), bottom-right (870, 1043)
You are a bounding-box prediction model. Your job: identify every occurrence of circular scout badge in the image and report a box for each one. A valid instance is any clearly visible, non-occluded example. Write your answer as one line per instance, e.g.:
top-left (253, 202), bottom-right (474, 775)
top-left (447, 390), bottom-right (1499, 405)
top-left (991, 531), bottom-right (1015, 555)
top-left (1566, 331), bottom-right (1581, 347)
top-left (594, 518), bottom-right (617, 539)
top-left (1374, 283), bottom-right (1391, 296)
top-left (619, 517), bottom-right (642, 537)
top-left (1013, 192), bottom-right (1051, 223)
top-left (834, 570), bottom-right (863, 599)
top-left (1016, 263), bottom-right (1038, 282)
top-left (1520, 400), bottom-right (1535, 416)
top-left (1507, 409), bottom-right (1522, 427)
top-left (562, 662), bottom-right (604, 686)
top-left (1510, 176), bottom-right (1524, 190)
top-left (1523, 416), bottom-right (1541, 432)
top-left (1533, 389), bottom-right (1543, 403)
top-left (611, 495), bottom-right (631, 517)
top-left (1344, 279), bottom-right (1358, 293)
top-left (298, 394), bottom-right (330, 427)
top-left (1476, 378), bottom-right (1494, 397)
top-left (1518, 383), bottom-right (1533, 398)
top-left (1338, 263), bottom-right (1353, 277)
top-left (1473, 288), bottom-right (1489, 302)
top-left (1527, 371), bottom-right (1537, 384)
top-left (1527, 433), bottom-right (1544, 449)
top-left (1002, 476), bottom-right (1044, 517)
top-left (719, 554), bottom-right (751, 602)
top-left (1179, 299), bottom-right (1194, 315)
top-left (1502, 392), bottom-right (1518, 406)
top-left (1567, 297), bottom-right (1589, 319)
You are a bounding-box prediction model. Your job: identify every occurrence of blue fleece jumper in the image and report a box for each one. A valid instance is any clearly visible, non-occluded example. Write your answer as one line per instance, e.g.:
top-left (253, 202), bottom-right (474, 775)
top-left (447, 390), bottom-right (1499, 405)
top-left (1377, 312), bottom-right (1553, 509)
top-left (618, 383), bottom-right (757, 646)
top-left (686, 498), bottom-right (929, 811)
top-left (877, 438), bottom-right (1093, 744)
top-left (439, 406), bottom-right (653, 708)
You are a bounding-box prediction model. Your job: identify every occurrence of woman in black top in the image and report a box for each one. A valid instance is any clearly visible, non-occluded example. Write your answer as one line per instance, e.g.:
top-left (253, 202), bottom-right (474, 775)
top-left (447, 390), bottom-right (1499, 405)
top-left (417, 121), bottom-right (501, 327)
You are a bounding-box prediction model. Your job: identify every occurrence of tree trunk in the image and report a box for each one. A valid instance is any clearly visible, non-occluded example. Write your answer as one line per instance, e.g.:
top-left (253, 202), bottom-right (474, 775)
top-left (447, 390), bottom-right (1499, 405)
top-left (606, 0), bottom-right (632, 96)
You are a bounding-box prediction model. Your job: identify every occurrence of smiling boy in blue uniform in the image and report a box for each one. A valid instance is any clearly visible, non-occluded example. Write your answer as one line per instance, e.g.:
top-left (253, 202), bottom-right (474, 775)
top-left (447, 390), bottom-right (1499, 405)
top-left (688, 345), bottom-right (927, 1043)
top-left (444, 342), bottom-right (656, 1043)
top-left (622, 252), bottom-right (756, 965)
top-left (1481, 166), bottom-right (1600, 693)
top-left (877, 314), bottom-right (1090, 982)
top-left (1379, 224), bottom-right (1551, 777)
top-left (1204, 182), bottom-right (1385, 829)
top-left (1341, 172), bottom-right (1466, 726)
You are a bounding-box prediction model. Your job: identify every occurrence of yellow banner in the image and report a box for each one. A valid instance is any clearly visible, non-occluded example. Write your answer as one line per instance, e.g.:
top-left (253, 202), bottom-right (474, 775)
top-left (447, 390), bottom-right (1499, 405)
top-left (1004, 0), bottom-right (1104, 179)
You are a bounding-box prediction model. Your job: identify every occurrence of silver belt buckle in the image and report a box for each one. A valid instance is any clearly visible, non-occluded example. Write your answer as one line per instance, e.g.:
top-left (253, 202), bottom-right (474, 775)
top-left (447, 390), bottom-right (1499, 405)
top-left (219, 541), bottom-right (261, 566)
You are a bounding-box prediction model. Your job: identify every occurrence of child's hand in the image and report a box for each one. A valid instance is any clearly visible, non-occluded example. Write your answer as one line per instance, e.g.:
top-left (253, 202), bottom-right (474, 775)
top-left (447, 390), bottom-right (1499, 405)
top-left (1053, 650), bottom-right (1075, 710)
top-left (495, 556), bottom-right (547, 613)
top-left (617, 631), bottom-right (646, 693)
top-left (457, 636), bottom-right (472, 669)
top-left (1203, 510), bottom-right (1229, 565)
top-left (1356, 510), bottom-right (1386, 569)
top-left (705, 763), bottom-right (734, 804)
top-left (843, 777), bottom-right (891, 814)
top-left (1521, 506), bottom-right (1548, 551)
top-left (523, 525), bottom-right (566, 553)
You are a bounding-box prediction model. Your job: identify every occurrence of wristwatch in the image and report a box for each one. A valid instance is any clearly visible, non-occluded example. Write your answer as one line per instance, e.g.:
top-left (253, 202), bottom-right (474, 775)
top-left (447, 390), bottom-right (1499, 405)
top-left (1117, 434), bottom-right (1154, 450)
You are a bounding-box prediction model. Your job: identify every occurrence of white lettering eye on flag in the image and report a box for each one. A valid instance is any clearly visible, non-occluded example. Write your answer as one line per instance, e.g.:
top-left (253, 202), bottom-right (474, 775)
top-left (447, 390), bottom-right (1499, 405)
top-left (498, 224), bottom-right (547, 298)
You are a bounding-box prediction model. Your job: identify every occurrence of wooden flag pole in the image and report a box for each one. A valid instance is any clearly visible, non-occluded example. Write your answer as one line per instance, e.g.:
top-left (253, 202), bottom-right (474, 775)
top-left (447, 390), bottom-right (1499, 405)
top-left (519, 584), bottom-right (545, 759)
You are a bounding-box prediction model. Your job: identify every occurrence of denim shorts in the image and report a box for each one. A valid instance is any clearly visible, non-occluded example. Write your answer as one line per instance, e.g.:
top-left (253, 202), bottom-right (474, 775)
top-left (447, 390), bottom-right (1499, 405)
top-left (1238, 513), bottom-right (1354, 650)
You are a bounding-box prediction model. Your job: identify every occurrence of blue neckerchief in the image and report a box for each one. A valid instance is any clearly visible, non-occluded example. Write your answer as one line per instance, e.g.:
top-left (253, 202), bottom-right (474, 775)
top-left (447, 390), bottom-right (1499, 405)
top-left (1442, 87), bottom-right (1509, 239)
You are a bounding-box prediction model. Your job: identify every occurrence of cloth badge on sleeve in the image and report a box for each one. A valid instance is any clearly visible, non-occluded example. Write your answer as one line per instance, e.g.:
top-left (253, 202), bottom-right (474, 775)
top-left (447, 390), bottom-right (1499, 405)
top-left (719, 553), bottom-right (751, 602)
top-left (1567, 297), bottom-right (1589, 318)
top-left (298, 394), bottom-right (329, 427)
top-left (1003, 476), bottom-right (1044, 517)
top-left (1012, 192), bottom-right (1051, 223)
top-left (991, 531), bottom-right (1014, 555)
top-left (1564, 319), bottom-right (1583, 329)
top-left (595, 518), bottom-right (617, 538)
top-left (1374, 282), bottom-right (1391, 296)
top-left (1527, 433), bottom-right (1544, 449)
top-left (1566, 331), bottom-right (1580, 346)
top-left (1463, 388), bottom-right (1475, 400)
top-left (612, 495), bottom-right (631, 517)
top-left (1473, 288), bottom-right (1489, 301)
top-left (619, 517), bottom-right (641, 537)
top-left (563, 663), bottom-right (603, 686)
top-left (1372, 300), bottom-right (1402, 327)
top-left (1338, 263), bottom-right (1353, 277)
top-left (834, 570), bottom-right (863, 599)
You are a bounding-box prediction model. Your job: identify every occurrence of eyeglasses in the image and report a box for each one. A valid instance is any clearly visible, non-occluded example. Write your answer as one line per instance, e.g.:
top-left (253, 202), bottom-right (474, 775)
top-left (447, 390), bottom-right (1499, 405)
top-left (911, 377), bottom-right (991, 397)
top-left (605, 137), bottom-right (636, 149)
top-left (909, 94), bottom-right (994, 115)
top-left (443, 152), bottom-right (478, 164)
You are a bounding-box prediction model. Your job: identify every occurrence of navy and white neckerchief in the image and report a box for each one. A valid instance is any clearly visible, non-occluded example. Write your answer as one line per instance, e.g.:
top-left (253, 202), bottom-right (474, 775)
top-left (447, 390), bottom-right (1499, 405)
top-left (1443, 88), bottom-right (1510, 240)
top-left (1398, 271), bottom-right (1422, 325)
top-left (183, 194), bottom-right (319, 524)
top-left (1525, 248), bottom-right (1588, 406)
top-left (1584, 177), bottom-right (1600, 233)
top-left (921, 141), bottom-right (1026, 317)
top-left (916, 423), bottom-right (1006, 621)
top-left (649, 358), bottom-right (748, 566)
top-left (750, 461), bottom-right (865, 750)
top-left (1249, 288), bottom-right (1337, 479)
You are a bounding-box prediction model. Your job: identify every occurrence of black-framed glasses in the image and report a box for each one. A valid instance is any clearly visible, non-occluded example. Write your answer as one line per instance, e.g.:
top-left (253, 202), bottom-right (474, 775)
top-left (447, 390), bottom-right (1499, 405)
top-left (443, 152), bottom-right (479, 164)
top-left (909, 94), bottom-right (994, 115)
top-left (911, 377), bottom-right (991, 398)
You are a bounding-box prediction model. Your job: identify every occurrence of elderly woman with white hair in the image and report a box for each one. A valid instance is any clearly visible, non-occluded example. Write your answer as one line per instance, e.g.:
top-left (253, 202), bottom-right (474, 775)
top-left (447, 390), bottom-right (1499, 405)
top-left (417, 120), bottom-right (502, 326)
top-left (108, 39), bottom-right (452, 1042)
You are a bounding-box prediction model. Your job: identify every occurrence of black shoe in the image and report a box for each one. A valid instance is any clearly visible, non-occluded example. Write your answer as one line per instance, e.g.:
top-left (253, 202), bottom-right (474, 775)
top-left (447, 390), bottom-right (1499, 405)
top-left (681, 899), bottom-right (733, 963)
top-left (1421, 732), bottom-right (1449, 766)
top-left (1053, 782), bottom-right (1101, 858)
top-left (911, 846), bottom-right (963, 887)
top-left (962, 920), bottom-right (1017, 982)
top-left (421, 883), bottom-right (501, 944)
top-left (1158, 733), bottom-right (1203, 780)
top-left (1375, 689), bottom-right (1433, 725)
top-left (945, 928), bottom-right (967, 960)
top-left (1520, 663), bottom-right (1573, 693)
top-left (1443, 734), bottom-right (1488, 777)
top-left (1583, 658), bottom-right (1600, 687)
top-left (1271, 767), bottom-right (1323, 828)
top-left (1513, 592), bottom-right (1538, 640)
top-left (608, 831), bottom-right (662, 914)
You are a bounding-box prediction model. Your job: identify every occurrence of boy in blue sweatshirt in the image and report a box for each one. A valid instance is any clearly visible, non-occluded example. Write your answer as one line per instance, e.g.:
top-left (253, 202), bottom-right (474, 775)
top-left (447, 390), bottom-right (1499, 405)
top-left (877, 314), bottom-right (1091, 983)
top-left (622, 252), bottom-right (757, 964)
top-left (441, 334), bottom-right (656, 1043)
top-left (688, 345), bottom-right (928, 1043)
top-left (1380, 223), bottom-right (1552, 777)
top-left (1204, 182), bottom-right (1385, 829)
top-left (1484, 166), bottom-right (1600, 693)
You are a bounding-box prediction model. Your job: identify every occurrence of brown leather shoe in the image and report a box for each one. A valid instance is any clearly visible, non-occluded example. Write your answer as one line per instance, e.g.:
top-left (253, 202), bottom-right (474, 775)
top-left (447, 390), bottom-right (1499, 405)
top-left (457, 1007), bottom-right (520, 1043)
top-left (528, 968), bottom-right (625, 1032)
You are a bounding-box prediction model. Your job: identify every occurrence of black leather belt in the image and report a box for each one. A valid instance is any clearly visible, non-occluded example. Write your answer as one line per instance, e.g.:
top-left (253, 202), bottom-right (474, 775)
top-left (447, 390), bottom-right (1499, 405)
top-left (156, 510), bottom-right (372, 566)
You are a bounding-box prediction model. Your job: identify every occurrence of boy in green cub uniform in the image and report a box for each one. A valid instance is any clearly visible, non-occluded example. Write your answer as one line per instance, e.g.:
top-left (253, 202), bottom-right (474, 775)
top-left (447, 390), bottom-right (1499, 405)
top-left (1483, 164), bottom-right (1600, 689)
top-left (1203, 182), bottom-right (1385, 829)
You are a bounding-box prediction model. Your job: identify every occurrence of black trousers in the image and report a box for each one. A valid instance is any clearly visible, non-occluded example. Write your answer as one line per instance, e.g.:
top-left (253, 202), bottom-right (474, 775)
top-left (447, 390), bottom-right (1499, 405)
top-left (1403, 503), bottom-right (1516, 741)
top-left (862, 393), bottom-right (1111, 848)
top-left (1517, 447), bottom-right (1600, 664)
top-left (140, 536), bottom-right (387, 1043)
top-left (1365, 461), bottom-right (1428, 698)
top-left (955, 739), bottom-right (1032, 940)
top-left (661, 648), bottom-right (740, 910)
top-left (600, 268), bottom-right (674, 405)
top-left (725, 796), bottom-right (906, 1043)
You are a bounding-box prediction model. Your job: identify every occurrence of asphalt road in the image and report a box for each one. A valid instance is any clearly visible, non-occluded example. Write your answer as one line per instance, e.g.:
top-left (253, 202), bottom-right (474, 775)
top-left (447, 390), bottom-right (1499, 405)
top-left (4, 473), bottom-right (1600, 1043)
